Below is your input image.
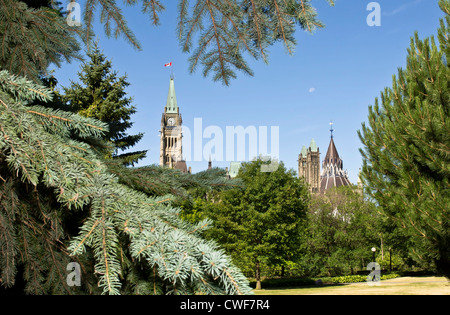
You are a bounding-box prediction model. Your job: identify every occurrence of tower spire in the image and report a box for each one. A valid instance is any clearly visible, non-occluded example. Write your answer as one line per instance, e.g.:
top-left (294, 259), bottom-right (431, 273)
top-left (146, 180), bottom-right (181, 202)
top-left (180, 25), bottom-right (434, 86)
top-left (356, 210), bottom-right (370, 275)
top-left (319, 122), bottom-right (352, 193)
top-left (160, 76), bottom-right (183, 169)
top-left (329, 121), bottom-right (334, 139)
top-left (165, 76), bottom-right (178, 114)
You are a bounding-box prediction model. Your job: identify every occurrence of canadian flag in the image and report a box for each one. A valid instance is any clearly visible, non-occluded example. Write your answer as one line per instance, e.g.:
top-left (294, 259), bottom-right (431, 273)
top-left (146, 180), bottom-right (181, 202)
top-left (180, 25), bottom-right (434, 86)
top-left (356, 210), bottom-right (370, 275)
top-left (164, 62), bottom-right (173, 67)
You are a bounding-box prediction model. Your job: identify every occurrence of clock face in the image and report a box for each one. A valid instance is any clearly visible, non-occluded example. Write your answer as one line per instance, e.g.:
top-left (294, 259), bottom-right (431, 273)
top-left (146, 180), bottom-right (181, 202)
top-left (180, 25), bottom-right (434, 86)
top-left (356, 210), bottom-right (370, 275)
top-left (167, 118), bottom-right (175, 126)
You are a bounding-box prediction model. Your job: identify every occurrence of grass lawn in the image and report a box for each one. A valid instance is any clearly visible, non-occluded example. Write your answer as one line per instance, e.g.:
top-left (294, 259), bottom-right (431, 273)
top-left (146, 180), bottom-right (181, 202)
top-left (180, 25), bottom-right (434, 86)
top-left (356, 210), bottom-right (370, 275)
top-left (253, 276), bottom-right (450, 295)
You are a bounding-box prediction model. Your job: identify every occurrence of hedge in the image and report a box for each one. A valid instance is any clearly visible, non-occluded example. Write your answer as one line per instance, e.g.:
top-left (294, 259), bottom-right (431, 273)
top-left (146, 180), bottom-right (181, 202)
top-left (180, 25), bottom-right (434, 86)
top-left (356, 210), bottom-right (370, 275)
top-left (250, 273), bottom-right (402, 289)
top-left (327, 273), bottom-right (401, 284)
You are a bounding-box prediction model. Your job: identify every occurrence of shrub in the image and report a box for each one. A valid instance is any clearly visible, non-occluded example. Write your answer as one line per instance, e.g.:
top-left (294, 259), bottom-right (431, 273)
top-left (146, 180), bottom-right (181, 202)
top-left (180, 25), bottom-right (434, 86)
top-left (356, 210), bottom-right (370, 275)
top-left (327, 273), bottom-right (401, 284)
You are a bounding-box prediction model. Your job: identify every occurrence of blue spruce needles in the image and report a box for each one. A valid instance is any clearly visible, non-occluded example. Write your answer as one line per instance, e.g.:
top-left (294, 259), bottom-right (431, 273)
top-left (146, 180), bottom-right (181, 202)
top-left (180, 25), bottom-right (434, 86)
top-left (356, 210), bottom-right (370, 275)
top-left (0, 70), bottom-right (252, 295)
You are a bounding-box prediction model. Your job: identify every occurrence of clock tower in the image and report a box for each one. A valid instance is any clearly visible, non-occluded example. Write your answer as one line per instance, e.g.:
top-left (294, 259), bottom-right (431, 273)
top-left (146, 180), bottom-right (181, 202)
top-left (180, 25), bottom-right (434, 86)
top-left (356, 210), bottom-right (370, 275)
top-left (160, 76), bottom-right (183, 167)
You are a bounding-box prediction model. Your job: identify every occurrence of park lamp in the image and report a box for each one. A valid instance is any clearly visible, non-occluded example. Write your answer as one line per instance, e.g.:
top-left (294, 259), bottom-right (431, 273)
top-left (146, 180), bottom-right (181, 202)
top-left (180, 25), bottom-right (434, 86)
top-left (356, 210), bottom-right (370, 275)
top-left (371, 247), bottom-right (376, 262)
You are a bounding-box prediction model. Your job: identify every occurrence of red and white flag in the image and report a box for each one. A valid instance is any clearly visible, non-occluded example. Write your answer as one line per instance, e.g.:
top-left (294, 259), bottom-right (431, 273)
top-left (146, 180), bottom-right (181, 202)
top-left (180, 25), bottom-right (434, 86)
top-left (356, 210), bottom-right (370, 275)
top-left (164, 62), bottom-right (173, 67)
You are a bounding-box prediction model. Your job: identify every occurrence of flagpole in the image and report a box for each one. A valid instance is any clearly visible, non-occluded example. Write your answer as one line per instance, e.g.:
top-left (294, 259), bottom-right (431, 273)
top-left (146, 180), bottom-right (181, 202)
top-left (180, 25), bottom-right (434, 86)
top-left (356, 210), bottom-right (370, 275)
top-left (165, 62), bottom-right (174, 79)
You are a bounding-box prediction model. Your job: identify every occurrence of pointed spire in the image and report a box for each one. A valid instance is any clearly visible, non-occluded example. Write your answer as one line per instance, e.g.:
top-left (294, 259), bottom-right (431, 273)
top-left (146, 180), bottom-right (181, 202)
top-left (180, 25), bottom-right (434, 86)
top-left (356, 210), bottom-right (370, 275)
top-left (323, 137), bottom-right (342, 168)
top-left (309, 138), bottom-right (318, 152)
top-left (319, 123), bottom-right (351, 193)
top-left (300, 145), bottom-right (307, 157)
top-left (165, 77), bottom-right (178, 114)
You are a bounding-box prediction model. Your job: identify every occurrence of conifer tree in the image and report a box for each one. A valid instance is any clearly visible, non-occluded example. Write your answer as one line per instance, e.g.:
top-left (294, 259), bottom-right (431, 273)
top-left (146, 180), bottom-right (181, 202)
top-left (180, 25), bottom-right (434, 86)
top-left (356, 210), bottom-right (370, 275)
top-left (63, 43), bottom-right (146, 166)
top-left (2, 0), bottom-right (335, 85)
top-left (0, 70), bottom-right (252, 295)
top-left (0, 0), bottom-right (336, 294)
top-left (74, 0), bottom-right (335, 85)
top-left (358, 0), bottom-right (450, 278)
top-left (0, 0), bottom-right (81, 82)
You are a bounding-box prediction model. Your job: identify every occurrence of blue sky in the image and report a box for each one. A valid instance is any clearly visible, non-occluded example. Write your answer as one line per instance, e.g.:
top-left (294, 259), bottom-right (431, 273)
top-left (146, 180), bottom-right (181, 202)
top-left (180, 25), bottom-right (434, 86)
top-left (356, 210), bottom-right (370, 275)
top-left (52, 0), bottom-right (445, 183)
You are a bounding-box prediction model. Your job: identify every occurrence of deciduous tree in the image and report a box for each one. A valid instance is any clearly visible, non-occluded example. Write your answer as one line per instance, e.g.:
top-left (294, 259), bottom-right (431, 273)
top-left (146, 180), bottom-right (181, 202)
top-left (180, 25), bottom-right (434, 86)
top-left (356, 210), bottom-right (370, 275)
top-left (202, 158), bottom-right (310, 289)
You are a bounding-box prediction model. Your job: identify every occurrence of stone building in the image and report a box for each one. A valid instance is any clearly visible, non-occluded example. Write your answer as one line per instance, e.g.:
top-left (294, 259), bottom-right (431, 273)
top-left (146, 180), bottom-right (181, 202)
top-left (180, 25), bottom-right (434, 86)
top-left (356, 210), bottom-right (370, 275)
top-left (159, 76), bottom-right (190, 173)
top-left (298, 139), bottom-right (321, 193)
top-left (299, 124), bottom-right (352, 193)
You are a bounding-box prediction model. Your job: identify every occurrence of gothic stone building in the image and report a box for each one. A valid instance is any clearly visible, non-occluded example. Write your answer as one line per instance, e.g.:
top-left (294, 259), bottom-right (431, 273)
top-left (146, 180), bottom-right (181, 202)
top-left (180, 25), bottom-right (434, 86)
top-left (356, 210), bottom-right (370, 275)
top-left (159, 76), bottom-right (190, 173)
top-left (298, 139), bottom-right (320, 193)
top-left (298, 128), bottom-right (352, 193)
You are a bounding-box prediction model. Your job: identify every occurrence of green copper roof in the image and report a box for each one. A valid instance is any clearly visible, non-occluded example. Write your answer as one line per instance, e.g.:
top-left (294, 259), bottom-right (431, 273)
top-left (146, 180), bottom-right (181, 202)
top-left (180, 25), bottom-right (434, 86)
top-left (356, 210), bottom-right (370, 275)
top-left (166, 77), bottom-right (178, 113)
top-left (301, 145), bottom-right (307, 157)
top-left (310, 139), bottom-right (318, 152)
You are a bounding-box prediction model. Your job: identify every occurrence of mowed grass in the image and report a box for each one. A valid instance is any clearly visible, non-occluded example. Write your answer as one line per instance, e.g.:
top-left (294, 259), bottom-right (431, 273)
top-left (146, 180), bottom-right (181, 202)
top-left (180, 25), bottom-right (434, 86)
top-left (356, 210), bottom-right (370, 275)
top-left (253, 277), bottom-right (450, 295)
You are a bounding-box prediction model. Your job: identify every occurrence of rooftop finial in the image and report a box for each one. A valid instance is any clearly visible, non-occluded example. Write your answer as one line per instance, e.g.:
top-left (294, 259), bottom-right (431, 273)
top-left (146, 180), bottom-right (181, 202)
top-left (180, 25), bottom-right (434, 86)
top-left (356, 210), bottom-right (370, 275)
top-left (329, 121), bottom-right (334, 139)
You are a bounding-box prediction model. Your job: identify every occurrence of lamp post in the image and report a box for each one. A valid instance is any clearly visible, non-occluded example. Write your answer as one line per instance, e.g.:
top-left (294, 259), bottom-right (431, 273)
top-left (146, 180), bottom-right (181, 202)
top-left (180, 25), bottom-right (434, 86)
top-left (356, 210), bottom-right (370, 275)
top-left (371, 247), bottom-right (376, 263)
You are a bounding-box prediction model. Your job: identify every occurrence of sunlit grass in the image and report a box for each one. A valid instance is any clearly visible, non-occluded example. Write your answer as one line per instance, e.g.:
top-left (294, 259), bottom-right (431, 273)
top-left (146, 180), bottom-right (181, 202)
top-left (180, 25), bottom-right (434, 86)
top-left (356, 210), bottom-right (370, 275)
top-left (253, 277), bottom-right (450, 295)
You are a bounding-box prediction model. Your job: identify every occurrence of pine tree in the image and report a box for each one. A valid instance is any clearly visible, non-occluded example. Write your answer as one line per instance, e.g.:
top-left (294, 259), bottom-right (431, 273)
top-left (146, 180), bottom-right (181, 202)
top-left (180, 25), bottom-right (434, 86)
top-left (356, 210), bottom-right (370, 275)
top-left (2, 0), bottom-right (335, 86)
top-left (74, 0), bottom-right (335, 85)
top-left (358, 0), bottom-right (450, 278)
top-left (0, 0), bottom-right (336, 294)
top-left (63, 43), bottom-right (146, 166)
top-left (0, 0), bottom-right (81, 82)
top-left (178, 0), bottom-right (335, 85)
top-left (0, 70), bottom-right (253, 295)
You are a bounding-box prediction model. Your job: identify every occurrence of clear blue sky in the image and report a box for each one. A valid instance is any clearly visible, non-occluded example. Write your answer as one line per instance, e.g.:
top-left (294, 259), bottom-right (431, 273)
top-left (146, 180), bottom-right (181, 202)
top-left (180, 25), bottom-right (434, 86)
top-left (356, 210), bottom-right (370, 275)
top-left (52, 0), bottom-right (445, 183)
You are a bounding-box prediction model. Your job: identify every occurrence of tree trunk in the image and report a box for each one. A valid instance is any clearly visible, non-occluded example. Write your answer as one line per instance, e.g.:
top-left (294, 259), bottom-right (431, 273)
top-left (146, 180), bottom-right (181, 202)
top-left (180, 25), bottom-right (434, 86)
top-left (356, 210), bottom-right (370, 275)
top-left (255, 260), bottom-right (261, 290)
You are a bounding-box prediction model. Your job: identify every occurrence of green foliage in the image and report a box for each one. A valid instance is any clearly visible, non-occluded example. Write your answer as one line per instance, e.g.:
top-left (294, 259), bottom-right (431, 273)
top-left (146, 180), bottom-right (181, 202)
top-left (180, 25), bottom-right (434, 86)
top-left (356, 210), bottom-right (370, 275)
top-left (0, 70), bottom-right (252, 295)
top-left (376, 252), bottom-right (405, 272)
top-left (358, 1), bottom-right (450, 278)
top-left (63, 43), bottom-right (146, 166)
top-left (178, 0), bottom-right (335, 85)
top-left (72, 0), bottom-right (334, 85)
top-left (302, 186), bottom-right (382, 276)
top-left (0, 0), bottom-right (81, 82)
top-left (1, 0), bottom-right (335, 86)
top-left (250, 274), bottom-right (402, 288)
top-left (200, 158), bottom-right (310, 288)
top-left (2, 0), bottom-right (336, 86)
top-left (109, 163), bottom-right (242, 200)
top-left (328, 273), bottom-right (400, 284)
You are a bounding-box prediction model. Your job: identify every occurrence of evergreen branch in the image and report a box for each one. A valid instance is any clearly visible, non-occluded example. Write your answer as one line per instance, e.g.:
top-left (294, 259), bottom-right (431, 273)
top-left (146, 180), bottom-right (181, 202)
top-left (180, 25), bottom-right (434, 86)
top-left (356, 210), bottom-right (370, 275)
top-left (0, 1), bottom-right (81, 82)
top-left (141, 0), bottom-right (165, 25)
top-left (0, 66), bottom-right (253, 294)
top-left (177, 0), bottom-right (190, 40)
top-left (271, 0), bottom-right (293, 54)
top-left (27, 108), bottom-right (106, 133)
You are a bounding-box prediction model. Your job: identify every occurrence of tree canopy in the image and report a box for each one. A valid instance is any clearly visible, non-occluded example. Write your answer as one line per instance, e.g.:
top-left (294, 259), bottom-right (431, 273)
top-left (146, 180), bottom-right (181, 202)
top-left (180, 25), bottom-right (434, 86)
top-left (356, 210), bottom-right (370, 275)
top-left (197, 158), bottom-right (310, 289)
top-left (0, 70), bottom-right (252, 294)
top-left (63, 43), bottom-right (146, 166)
top-left (358, 0), bottom-right (450, 278)
top-left (0, 0), bottom-right (334, 85)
